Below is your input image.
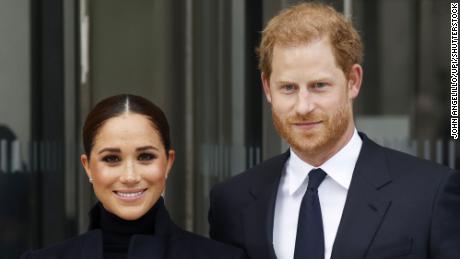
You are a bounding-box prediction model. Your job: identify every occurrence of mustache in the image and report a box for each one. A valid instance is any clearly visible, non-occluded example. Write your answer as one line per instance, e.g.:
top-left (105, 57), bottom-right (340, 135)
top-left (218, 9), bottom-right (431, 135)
top-left (286, 113), bottom-right (325, 124)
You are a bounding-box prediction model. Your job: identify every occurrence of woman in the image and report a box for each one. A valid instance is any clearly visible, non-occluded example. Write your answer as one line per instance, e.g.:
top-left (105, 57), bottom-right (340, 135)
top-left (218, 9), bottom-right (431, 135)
top-left (22, 94), bottom-right (246, 259)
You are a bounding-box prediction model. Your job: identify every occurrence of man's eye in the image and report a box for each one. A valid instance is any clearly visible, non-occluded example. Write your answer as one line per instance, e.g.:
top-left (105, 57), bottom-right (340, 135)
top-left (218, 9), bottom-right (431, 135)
top-left (138, 153), bottom-right (156, 161)
top-left (282, 84), bottom-right (296, 92)
top-left (313, 82), bottom-right (327, 88)
top-left (102, 155), bottom-right (120, 163)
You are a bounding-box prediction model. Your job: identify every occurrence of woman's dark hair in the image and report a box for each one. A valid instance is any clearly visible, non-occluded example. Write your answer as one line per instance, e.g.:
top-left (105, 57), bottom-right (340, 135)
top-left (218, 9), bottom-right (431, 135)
top-left (82, 94), bottom-right (170, 159)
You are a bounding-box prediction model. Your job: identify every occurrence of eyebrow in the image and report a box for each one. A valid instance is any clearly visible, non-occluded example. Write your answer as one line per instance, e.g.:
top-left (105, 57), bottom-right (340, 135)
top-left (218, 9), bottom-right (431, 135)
top-left (137, 146), bottom-right (159, 152)
top-left (98, 148), bottom-right (121, 154)
top-left (275, 77), bottom-right (333, 85)
top-left (97, 146), bottom-right (159, 154)
top-left (274, 80), bottom-right (296, 85)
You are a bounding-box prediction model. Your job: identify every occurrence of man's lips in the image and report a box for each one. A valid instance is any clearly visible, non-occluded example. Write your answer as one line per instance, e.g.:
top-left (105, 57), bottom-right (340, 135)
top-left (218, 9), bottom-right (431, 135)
top-left (113, 188), bottom-right (147, 201)
top-left (292, 121), bottom-right (322, 130)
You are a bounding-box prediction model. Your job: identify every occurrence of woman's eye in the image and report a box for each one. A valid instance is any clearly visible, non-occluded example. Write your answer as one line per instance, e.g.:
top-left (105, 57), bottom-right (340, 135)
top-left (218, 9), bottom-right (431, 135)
top-left (102, 155), bottom-right (120, 163)
top-left (138, 153), bottom-right (156, 161)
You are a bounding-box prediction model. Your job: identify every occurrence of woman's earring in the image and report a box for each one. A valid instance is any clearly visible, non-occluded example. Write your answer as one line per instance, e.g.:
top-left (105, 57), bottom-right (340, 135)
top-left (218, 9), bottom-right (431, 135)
top-left (89, 177), bottom-right (93, 183)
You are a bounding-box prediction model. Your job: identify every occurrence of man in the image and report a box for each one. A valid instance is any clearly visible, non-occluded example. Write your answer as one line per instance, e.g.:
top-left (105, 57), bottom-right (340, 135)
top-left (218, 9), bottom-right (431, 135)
top-left (208, 2), bottom-right (460, 259)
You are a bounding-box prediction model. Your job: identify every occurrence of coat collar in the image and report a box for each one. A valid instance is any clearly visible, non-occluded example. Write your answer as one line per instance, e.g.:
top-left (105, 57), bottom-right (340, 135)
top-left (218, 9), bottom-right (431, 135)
top-left (355, 132), bottom-right (392, 189)
top-left (88, 197), bottom-right (181, 238)
top-left (248, 150), bottom-right (290, 199)
top-left (81, 197), bottom-right (183, 259)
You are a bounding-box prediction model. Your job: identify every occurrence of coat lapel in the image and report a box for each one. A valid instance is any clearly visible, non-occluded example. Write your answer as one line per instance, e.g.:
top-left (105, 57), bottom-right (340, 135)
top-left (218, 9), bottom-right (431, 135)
top-left (331, 133), bottom-right (392, 259)
top-left (241, 151), bottom-right (289, 259)
top-left (80, 230), bottom-right (103, 259)
top-left (127, 197), bottom-right (183, 259)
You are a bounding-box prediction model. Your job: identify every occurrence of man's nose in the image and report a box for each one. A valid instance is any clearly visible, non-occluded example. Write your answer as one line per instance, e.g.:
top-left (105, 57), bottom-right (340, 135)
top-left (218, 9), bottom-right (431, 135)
top-left (295, 88), bottom-right (315, 115)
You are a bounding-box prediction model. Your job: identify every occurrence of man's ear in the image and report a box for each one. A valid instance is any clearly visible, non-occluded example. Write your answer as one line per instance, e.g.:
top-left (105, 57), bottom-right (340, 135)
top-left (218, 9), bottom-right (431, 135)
top-left (80, 154), bottom-right (92, 180)
top-left (261, 72), bottom-right (272, 103)
top-left (347, 64), bottom-right (363, 100)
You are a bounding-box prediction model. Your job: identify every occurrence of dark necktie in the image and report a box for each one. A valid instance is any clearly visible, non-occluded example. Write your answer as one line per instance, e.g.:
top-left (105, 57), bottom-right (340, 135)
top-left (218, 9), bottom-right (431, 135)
top-left (294, 168), bottom-right (327, 259)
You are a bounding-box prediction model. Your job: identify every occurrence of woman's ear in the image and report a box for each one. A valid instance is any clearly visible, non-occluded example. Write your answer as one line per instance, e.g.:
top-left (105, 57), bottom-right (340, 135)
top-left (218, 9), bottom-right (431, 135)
top-left (80, 154), bottom-right (92, 182)
top-left (165, 150), bottom-right (175, 179)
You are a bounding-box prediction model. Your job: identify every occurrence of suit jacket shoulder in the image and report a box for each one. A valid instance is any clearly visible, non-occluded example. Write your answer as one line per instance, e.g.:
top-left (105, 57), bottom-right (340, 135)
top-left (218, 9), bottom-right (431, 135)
top-left (208, 151), bottom-right (289, 254)
top-left (379, 141), bottom-right (453, 176)
top-left (363, 137), bottom-right (454, 197)
top-left (210, 151), bottom-right (289, 208)
top-left (330, 134), bottom-right (456, 259)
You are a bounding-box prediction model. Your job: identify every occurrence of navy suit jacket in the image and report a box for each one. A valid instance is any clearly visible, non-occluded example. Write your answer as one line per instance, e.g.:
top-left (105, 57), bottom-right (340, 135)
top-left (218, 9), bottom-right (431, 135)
top-left (22, 199), bottom-right (247, 259)
top-left (209, 133), bottom-right (460, 259)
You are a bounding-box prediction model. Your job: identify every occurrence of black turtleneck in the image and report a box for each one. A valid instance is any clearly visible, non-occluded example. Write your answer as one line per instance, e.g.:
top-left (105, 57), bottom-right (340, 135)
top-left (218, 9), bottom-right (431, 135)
top-left (98, 202), bottom-right (160, 259)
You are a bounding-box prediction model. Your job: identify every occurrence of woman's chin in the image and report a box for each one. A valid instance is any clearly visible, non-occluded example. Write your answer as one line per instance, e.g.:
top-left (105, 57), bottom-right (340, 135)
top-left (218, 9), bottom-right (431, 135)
top-left (105, 195), bottom-right (160, 221)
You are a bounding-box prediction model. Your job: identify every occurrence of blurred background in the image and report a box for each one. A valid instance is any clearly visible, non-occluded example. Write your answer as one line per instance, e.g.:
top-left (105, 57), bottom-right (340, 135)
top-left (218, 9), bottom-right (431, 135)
top-left (0, 0), bottom-right (457, 257)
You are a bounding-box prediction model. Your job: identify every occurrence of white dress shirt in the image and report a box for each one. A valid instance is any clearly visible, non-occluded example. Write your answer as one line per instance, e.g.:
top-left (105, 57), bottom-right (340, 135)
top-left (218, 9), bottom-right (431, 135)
top-left (273, 129), bottom-right (362, 259)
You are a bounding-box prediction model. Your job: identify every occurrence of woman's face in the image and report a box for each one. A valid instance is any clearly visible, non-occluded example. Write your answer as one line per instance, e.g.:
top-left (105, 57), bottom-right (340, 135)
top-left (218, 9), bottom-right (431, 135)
top-left (81, 113), bottom-right (174, 220)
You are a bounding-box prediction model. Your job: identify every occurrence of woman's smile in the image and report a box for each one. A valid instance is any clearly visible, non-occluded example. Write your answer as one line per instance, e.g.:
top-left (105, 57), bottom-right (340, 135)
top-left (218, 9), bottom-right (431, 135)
top-left (113, 188), bottom-right (148, 201)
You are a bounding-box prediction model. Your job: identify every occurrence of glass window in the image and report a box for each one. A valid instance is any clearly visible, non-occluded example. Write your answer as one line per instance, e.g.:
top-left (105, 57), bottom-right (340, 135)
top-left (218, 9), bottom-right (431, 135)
top-left (353, 0), bottom-right (458, 168)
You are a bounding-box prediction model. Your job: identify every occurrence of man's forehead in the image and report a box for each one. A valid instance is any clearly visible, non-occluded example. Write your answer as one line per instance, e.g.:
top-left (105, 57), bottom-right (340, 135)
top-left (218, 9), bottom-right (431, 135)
top-left (270, 39), bottom-right (343, 73)
top-left (271, 41), bottom-right (337, 69)
top-left (272, 37), bottom-right (331, 53)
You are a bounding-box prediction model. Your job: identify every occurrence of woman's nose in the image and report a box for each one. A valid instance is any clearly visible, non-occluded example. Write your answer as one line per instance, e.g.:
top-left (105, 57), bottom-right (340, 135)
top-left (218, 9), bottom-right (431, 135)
top-left (119, 160), bottom-right (140, 184)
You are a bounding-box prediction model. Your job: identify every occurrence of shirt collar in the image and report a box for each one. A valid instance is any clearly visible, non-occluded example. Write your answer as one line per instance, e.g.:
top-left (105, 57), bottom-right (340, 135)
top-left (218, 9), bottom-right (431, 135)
top-left (285, 129), bottom-right (363, 195)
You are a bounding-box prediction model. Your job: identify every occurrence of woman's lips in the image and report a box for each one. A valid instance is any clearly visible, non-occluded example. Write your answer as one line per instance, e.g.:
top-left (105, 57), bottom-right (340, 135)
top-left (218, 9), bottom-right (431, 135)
top-left (113, 188), bottom-right (147, 201)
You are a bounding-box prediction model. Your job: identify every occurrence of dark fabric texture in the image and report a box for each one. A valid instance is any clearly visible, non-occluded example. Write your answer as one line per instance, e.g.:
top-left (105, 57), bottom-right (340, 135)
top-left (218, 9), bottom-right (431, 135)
top-left (209, 132), bottom-right (460, 259)
top-left (21, 197), bottom-right (247, 259)
top-left (97, 200), bottom-right (158, 259)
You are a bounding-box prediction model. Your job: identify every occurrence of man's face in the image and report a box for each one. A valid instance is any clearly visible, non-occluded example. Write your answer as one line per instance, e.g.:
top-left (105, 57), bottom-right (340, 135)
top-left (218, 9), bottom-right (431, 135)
top-left (262, 38), bottom-right (362, 164)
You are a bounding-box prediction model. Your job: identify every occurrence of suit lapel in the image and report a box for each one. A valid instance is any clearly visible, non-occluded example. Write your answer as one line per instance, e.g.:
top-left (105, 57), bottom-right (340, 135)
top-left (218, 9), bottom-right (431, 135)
top-left (241, 181), bottom-right (278, 259)
top-left (241, 151), bottom-right (289, 259)
top-left (331, 134), bottom-right (392, 259)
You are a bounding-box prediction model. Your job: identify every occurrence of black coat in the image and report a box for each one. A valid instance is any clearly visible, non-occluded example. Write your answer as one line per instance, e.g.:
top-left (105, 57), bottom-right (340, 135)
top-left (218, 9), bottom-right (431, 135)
top-left (22, 199), bottom-right (247, 259)
top-left (209, 133), bottom-right (460, 259)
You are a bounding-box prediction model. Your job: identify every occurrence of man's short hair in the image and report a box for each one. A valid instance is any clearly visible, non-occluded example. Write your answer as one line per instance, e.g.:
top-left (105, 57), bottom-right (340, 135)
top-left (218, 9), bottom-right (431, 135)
top-left (257, 2), bottom-right (363, 78)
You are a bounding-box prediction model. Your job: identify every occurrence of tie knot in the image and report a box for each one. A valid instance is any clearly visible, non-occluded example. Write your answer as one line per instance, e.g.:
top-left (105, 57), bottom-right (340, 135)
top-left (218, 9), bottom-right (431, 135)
top-left (307, 168), bottom-right (327, 190)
